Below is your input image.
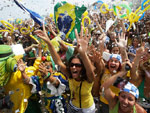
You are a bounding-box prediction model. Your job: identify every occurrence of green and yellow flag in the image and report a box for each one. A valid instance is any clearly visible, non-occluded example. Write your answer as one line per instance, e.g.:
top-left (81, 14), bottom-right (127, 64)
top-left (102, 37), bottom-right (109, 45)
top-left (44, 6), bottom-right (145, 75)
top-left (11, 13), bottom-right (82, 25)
top-left (54, 1), bottom-right (87, 40)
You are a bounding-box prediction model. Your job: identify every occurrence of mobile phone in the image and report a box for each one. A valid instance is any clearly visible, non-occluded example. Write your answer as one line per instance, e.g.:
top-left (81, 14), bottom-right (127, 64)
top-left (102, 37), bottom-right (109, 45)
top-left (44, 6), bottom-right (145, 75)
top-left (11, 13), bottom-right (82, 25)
top-left (113, 77), bottom-right (128, 90)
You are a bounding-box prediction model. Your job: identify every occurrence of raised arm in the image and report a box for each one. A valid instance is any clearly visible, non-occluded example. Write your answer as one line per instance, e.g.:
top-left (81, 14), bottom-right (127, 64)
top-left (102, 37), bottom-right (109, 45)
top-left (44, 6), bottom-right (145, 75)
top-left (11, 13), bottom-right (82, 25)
top-left (75, 27), bottom-right (95, 83)
top-left (48, 23), bottom-right (57, 37)
top-left (34, 24), bottom-right (68, 76)
top-left (130, 44), bottom-right (145, 86)
top-left (88, 45), bottom-right (105, 97)
top-left (115, 32), bottom-right (128, 62)
top-left (101, 62), bottom-right (129, 107)
top-left (88, 44), bottom-right (105, 76)
top-left (38, 62), bottom-right (60, 87)
top-left (17, 59), bottom-right (30, 84)
top-left (120, 19), bottom-right (126, 34)
top-left (94, 19), bottom-right (104, 33)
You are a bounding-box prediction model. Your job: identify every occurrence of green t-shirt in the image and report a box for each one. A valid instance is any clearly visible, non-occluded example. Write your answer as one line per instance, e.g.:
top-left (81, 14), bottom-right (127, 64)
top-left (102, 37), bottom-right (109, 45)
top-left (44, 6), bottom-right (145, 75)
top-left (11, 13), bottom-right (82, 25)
top-left (109, 100), bottom-right (136, 113)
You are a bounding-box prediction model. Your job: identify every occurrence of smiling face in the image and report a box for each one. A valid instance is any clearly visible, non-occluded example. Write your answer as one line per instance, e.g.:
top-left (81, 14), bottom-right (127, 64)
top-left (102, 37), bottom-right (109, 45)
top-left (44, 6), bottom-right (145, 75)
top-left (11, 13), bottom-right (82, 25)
top-left (108, 57), bottom-right (120, 74)
top-left (119, 91), bottom-right (136, 113)
top-left (109, 32), bottom-right (117, 41)
top-left (132, 38), bottom-right (139, 48)
top-left (111, 46), bottom-right (120, 54)
top-left (70, 58), bottom-right (82, 81)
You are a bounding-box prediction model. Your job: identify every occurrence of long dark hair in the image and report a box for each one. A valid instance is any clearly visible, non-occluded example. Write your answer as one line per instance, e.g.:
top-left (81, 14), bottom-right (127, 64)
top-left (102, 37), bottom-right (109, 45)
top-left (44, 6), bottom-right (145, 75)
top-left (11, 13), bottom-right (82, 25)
top-left (67, 54), bottom-right (87, 81)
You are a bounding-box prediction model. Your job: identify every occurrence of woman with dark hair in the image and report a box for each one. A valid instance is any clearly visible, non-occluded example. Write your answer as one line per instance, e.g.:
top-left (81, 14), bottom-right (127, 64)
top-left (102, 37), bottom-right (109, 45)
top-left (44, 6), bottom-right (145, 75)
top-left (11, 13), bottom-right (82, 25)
top-left (96, 32), bottom-right (130, 113)
top-left (109, 42), bottom-right (120, 54)
top-left (128, 36), bottom-right (140, 62)
top-left (67, 54), bottom-right (87, 81)
top-left (101, 61), bottom-right (147, 113)
top-left (34, 25), bottom-right (95, 113)
top-left (99, 53), bottom-right (126, 113)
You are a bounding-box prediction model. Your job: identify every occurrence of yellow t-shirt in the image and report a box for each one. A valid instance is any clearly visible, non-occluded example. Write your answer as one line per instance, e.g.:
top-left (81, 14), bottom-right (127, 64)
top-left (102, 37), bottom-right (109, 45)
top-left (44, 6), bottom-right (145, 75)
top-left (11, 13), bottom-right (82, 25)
top-left (4, 57), bottom-right (42, 113)
top-left (69, 79), bottom-right (94, 108)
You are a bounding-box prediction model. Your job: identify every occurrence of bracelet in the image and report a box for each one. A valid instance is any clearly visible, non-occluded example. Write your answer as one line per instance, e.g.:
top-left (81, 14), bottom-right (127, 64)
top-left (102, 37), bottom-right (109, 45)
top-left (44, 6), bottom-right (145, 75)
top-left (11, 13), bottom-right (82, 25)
top-left (44, 72), bottom-right (51, 80)
top-left (102, 87), bottom-right (105, 97)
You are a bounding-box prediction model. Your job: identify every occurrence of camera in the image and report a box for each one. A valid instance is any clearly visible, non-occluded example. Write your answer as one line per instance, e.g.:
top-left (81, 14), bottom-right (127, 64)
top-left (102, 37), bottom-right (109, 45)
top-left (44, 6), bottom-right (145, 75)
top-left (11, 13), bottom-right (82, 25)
top-left (125, 64), bottom-right (131, 71)
top-left (113, 77), bottom-right (128, 90)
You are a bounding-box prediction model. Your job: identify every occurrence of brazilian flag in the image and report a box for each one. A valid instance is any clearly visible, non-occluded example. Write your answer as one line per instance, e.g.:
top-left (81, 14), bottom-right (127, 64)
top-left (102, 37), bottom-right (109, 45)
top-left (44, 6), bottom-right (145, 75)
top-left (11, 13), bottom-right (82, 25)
top-left (54, 1), bottom-right (87, 41)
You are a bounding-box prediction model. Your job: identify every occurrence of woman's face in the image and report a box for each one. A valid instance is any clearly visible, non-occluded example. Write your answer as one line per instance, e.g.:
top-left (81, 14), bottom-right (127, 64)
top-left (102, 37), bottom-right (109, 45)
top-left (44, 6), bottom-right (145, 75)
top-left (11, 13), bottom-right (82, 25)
top-left (110, 32), bottom-right (116, 41)
top-left (70, 58), bottom-right (82, 80)
top-left (119, 91), bottom-right (136, 112)
top-left (132, 38), bottom-right (139, 48)
top-left (108, 57), bottom-right (120, 73)
top-left (111, 47), bottom-right (119, 54)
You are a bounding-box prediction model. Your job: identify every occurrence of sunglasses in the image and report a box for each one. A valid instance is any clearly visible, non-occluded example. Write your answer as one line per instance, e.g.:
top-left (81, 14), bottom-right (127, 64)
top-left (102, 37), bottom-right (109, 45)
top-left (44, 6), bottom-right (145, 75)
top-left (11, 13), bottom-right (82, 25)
top-left (95, 34), bottom-right (101, 36)
top-left (70, 63), bottom-right (82, 67)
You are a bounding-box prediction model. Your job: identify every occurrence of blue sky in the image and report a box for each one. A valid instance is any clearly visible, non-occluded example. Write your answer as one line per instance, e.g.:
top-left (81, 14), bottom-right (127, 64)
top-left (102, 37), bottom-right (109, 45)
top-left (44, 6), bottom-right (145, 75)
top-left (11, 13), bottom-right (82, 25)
top-left (0, 0), bottom-right (95, 20)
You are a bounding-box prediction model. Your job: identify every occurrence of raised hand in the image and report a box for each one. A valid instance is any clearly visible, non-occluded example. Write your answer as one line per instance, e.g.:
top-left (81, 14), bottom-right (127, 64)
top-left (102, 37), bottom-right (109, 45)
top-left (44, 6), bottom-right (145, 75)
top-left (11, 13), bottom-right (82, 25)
top-left (93, 48), bottom-right (102, 64)
top-left (98, 33), bottom-right (106, 54)
top-left (48, 23), bottom-right (57, 36)
top-left (87, 45), bottom-right (95, 62)
top-left (34, 23), bottom-right (50, 42)
top-left (115, 32), bottom-right (128, 48)
top-left (88, 45), bottom-right (102, 64)
top-left (136, 42), bottom-right (145, 58)
top-left (38, 63), bottom-right (48, 75)
top-left (48, 23), bottom-right (53, 33)
top-left (75, 26), bottom-right (91, 53)
top-left (98, 33), bottom-right (106, 41)
top-left (17, 59), bottom-right (26, 72)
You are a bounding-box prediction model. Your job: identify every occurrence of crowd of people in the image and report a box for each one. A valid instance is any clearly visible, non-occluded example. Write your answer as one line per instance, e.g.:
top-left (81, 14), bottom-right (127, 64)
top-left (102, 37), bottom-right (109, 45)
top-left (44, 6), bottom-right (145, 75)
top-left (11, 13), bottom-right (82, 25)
top-left (0, 1), bottom-right (150, 113)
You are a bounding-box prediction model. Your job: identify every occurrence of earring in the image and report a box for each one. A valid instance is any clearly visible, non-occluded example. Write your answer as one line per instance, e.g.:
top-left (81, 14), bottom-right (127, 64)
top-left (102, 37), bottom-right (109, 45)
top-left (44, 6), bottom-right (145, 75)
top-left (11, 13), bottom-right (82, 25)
top-left (80, 75), bottom-right (82, 78)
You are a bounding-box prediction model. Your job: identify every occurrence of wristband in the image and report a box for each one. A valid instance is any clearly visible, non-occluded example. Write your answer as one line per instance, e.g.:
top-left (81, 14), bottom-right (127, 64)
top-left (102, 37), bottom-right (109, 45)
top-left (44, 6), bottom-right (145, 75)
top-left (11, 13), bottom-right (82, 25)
top-left (102, 87), bottom-right (105, 97)
top-left (44, 72), bottom-right (51, 80)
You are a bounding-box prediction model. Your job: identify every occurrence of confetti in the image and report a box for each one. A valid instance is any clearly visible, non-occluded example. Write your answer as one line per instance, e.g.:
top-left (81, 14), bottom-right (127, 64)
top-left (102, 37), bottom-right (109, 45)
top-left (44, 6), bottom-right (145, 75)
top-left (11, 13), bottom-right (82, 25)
top-left (15, 109), bottom-right (20, 113)
top-left (9, 91), bottom-right (14, 95)
top-left (39, 100), bottom-right (41, 103)
top-left (24, 99), bottom-right (28, 102)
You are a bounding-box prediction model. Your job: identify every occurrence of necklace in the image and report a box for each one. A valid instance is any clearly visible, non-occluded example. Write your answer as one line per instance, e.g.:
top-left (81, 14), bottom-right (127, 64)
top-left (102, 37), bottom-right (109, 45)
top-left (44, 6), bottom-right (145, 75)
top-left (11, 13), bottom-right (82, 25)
top-left (71, 80), bottom-right (82, 101)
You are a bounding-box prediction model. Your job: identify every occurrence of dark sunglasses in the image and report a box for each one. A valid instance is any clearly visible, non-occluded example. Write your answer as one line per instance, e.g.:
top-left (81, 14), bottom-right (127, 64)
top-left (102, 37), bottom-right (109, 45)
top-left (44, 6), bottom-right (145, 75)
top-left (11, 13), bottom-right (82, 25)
top-left (95, 34), bottom-right (101, 36)
top-left (70, 63), bottom-right (82, 67)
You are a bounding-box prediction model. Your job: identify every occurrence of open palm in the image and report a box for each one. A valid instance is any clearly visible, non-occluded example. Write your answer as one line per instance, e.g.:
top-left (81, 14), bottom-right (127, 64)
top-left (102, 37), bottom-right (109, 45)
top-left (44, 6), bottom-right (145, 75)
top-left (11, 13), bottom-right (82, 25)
top-left (75, 27), bottom-right (90, 53)
top-left (115, 32), bottom-right (127, 48)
